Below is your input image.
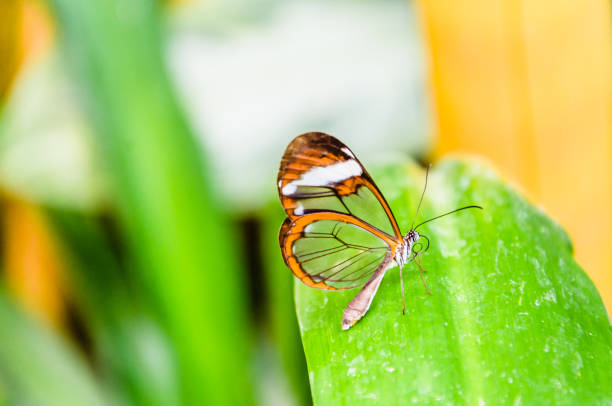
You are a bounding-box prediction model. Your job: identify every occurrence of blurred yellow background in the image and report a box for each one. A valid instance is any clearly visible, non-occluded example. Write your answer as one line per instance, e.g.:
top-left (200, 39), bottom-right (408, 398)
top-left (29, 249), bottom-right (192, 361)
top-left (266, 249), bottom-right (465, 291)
top-left (418, 0), bottom-right (612, 313)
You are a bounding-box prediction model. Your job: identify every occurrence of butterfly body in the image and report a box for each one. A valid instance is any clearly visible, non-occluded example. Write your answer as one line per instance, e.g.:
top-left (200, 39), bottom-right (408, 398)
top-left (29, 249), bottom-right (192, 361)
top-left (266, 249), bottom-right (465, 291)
top-left (277, 132), bottom-right (481, 330)
top-left (396, 230), bottom-right (419, 268)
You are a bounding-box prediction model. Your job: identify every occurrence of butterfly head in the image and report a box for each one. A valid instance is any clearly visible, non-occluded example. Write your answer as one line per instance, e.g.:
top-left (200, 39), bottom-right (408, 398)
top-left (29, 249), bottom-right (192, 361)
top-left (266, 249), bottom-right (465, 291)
top-left (403, 229), bottom-right (430, 257)
top-left (406, 229), bottom-right (419, 244)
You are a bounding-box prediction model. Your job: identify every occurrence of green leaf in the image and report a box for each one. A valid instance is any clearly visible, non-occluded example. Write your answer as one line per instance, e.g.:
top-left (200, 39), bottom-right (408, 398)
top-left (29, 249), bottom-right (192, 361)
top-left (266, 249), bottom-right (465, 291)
top-left (45, 0), bottom-right (253, 404)
top-left (47, 209), bottom-right (181, 406)
top-left (0, 293), bottom-right (107, 406)
top-left (261, 202), bottom-right (312, 406)
top-left (291, 158), bottom-right (611, 404)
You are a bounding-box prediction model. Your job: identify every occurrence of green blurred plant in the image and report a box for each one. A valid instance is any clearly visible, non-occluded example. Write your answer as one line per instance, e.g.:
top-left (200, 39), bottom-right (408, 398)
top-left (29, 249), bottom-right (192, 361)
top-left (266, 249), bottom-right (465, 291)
top-left (43, 0), bottom-right (253, 404)
top-left (0, 292), bottom-right (106, 406)
top-left (48, 209), bottom-right (181, 406)
top-left (265, 158), bottom-right (612, 404)
top-left (261, 202), bottom-right (312, 406)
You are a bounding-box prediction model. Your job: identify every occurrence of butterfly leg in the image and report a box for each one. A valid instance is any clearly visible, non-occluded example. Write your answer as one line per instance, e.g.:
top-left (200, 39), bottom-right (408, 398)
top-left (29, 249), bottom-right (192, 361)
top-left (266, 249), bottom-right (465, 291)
top-left (399, 254), bottom-right (419, 315)
top-left (342, 256), bottom-right (392, 330)
top-left (416, 252), bottom-right (433, 296)
top-left (399, 264), bottom-right (406, 315)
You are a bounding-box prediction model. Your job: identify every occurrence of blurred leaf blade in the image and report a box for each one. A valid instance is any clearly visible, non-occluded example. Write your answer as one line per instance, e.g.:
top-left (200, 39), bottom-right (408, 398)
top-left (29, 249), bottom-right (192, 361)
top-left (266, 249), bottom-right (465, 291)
top-left (45, 0), bottom-right (252, 404)
top-left (0, 293), bottom-right (107, 406)
top-left (291, 158), bottom-right (611, 404)
top-left (261, 202), bottom-right (312, 406)
top-left (47, 209), bottom-right (181, 406)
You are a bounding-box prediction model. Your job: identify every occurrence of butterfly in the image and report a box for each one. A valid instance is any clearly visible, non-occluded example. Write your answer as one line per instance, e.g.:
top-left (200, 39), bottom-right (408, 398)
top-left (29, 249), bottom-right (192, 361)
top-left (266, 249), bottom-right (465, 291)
top-left (277, 132), bottom-right (482, 330)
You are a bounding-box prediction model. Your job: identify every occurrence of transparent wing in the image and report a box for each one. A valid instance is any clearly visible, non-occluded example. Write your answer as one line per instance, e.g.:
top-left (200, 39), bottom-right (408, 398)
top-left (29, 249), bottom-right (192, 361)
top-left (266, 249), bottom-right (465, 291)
top-left (280, 212), bottom-right (395, 290)
top-left (277, 132), bottom-right (403, 239)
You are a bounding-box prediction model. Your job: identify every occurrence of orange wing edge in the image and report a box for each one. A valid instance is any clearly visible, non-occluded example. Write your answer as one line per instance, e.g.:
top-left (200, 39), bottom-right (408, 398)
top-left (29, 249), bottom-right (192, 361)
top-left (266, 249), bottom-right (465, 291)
top-left (279, 212), bottom-right (397, 291)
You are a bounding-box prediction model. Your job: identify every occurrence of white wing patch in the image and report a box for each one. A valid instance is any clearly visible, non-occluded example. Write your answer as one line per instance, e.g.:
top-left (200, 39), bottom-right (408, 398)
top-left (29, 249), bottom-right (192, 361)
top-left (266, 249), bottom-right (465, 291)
top-left (341, 147), bottom-right (355, 158)
top-left (281, 159), bottom-right (362, 195)
top-left (294, 202), bottom-right (305, 215)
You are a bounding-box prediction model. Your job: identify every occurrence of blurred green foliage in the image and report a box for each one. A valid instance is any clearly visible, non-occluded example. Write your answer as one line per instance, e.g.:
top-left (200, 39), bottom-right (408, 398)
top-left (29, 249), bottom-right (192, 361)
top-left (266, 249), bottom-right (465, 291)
top-left (48, 209), bottom-right (181, 405)
top-left (0, 294), bottom-right (106, 406)
top-left (44, 0), bottom-right (252, 404)
top-left (261, 202), bottom-right (311, 406)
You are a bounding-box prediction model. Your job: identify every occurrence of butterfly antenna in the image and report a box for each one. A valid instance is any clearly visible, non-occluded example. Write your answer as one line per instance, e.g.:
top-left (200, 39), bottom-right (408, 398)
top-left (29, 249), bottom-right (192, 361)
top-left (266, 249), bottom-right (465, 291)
top-left (410, 164), bottom-right (431, 230)
top-left (414, 205), bottom-right (483, 230)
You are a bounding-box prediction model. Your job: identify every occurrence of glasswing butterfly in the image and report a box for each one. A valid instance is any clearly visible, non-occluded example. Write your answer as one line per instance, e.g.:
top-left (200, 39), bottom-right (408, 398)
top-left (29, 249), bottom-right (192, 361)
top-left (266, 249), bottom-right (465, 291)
top-left (277, 132), bottom-right (482, 330)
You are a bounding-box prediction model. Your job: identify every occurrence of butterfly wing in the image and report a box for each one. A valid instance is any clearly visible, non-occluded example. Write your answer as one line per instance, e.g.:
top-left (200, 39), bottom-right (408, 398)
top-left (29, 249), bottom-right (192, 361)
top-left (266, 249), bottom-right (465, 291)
top-left (278, 132), bottom-right (403, 290)
top-left (277, 132), bottom-right (403, 239)
top-left (280, 212), bottom-right (395, 290)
